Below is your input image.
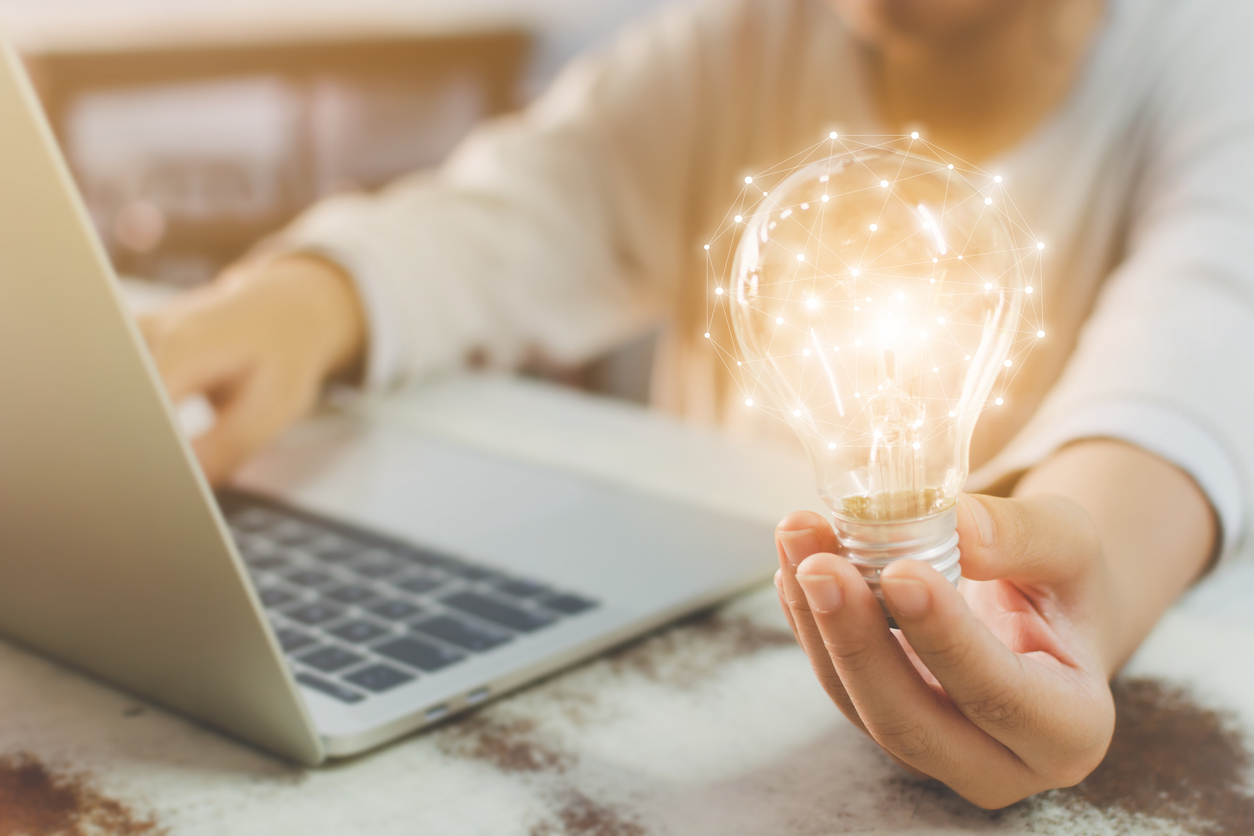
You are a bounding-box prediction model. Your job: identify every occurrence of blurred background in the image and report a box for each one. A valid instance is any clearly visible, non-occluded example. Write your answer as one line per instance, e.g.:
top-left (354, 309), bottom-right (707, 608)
top-left (0, 0), bottom-right (675, 398)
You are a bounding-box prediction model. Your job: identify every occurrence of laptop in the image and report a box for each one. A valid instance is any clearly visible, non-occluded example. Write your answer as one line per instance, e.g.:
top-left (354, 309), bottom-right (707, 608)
top-left (0, 40), bottom-right (777, 764)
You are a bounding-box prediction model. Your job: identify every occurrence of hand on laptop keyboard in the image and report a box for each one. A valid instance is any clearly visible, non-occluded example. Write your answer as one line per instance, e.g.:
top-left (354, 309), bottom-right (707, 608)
top-left (138, 254), bottom-right (366, 485)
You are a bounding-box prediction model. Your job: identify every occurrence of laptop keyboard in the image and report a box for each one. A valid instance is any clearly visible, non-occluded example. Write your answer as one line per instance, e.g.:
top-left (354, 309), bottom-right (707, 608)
top-left (217, 489), bottom-right (599, 705)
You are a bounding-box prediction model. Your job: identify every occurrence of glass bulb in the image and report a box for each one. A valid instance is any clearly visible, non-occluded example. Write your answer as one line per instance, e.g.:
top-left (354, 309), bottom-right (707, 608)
top-left (729, 148), bottom-right (1029, 615)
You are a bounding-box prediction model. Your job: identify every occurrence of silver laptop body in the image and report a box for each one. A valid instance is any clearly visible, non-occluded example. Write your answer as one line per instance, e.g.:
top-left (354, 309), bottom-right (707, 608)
top-left (0, 40), bottom-right (774, 763)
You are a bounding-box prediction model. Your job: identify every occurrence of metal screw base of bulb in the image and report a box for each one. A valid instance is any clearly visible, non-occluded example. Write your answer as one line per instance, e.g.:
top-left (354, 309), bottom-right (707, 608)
top-left (832, 505), bottom-right (962, 630)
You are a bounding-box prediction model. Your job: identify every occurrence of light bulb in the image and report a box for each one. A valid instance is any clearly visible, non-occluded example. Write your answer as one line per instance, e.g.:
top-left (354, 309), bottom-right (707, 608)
top-left (728, 147), bottom-right (1030, 620)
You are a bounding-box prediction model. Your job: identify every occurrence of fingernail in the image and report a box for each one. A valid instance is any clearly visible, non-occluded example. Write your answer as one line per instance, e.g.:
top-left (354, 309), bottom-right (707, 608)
top-left (881, 576), bottom-right (930, 618)
top-left (959, 494), bottom-right (996, 547)
top-left (774, 568), bottom-right (783, 589)
top-left (797, 573), bottom-right (843, 613)
top-left (778, 528), bottom-right (821, 567)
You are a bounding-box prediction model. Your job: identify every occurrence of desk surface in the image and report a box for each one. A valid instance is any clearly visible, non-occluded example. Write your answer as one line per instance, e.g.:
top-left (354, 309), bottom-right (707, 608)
top-left (2, 375), bottom-right (1252, 835)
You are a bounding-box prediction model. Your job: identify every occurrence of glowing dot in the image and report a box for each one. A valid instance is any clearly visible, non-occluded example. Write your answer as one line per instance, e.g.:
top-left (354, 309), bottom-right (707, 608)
top-left (851, 268), bottom-right (860, 276)
top-left (933, 366), bottom-right (939, 372)
top-left (1037, 242), bottom-right (1046, 250)
top-left (821, 194), bottom-right (830, 203)
top-left (919, 330), bottom-right (927, 337)
top-left (820, 175), bottom-right (829, 183)
top-left (829, 131), bottom-right (838, 139)
top-left (800, 202), bottom-right (810, 210)
top-left (715, 286), bottom-right (724, 295)
top-left (995, 397), bottom-right (1004, 406)
top-left (1026, 286), bottom-right (1034, 294)
top-left (923, 222), bottom-right (931, 229)
top-left (828, 442), bottom-right (837, 450)
top-left (958, 254), bottom-right (963, 260)
top-left (854, 392), bottom-right (861, 397)
top-left (704, 244), bottom-right (710, 250)
top-left (897, 293), bottom-right (905, 300)
top-left (745, 398), bottom-right (754, 406)
top-left (874, 430), bottom-right (882, 438)
top-left (985, 197), bottom-right (993, 205)
top-left (914, 420), bottom-right (923, 428)
top-left (763, 191), bottom-right (768, 196)
top-left (745, 176), bottom-right (753, 184)
top-left (964, 355), bottom-right (971, 360)
top-left (793, 409), bottom-right (802, 417)
top-left (737, 361), bottom-right (742, 366)
top-left (866, 296), bottom-right (872, 301)
top-left (1038, 330), bottom-right (1046, 338)
top-left (855, 339), bottom-right (863, 347)
top-left (930, 278), bottom-right (936, 284)
top-left (704, 332), bottom-right (710, 338)
top-left (802, 348), bottom-right (811, 356)
top-left (1004, 359), bottom-right (1012, 367)
top-left (880, 180), bottom-right (889, 188)
top-left (985, 282), bottom-right (994, 290)
top-left (994, 175), bottom-right (1003, 183)
top-left (797, 253), bottom-right (806, 262)
top-left (869, 223), bottom-right (877, 231)
top-left (878, 385), bottom-right (884, 390)
top-left (854, 306), bottom-right (860, 311)
top-left (834, 346), bottom-right (840, 352)
top-left (735, 215), bottom-right (743, 223)
top-left (806, 298), bottom-right (817, 308)
top-left (937, 317), bottom-right (946, 324)
top-left (776, 317), bottom-right (784, 325)
top-left (948, 164), bottom-right (955, 169)
top-left (948, 411), bottom-right (956, 417)
top-left (913, 442), bottom-right (921, 449)
top-left (911, 131), bottom-right (919, 139)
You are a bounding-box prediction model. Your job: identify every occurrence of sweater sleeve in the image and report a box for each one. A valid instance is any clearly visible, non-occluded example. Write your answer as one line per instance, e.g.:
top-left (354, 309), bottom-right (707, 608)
top-left (274, 1), bottom-right (759, 390)
top-left (972, 3), bottom-right (1254, 564)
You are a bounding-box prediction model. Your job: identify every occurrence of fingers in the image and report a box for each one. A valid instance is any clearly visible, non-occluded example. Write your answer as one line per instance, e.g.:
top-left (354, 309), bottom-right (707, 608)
top-left (774, 513), bottom-right (865, 731)
top-left (956, 493), bottom-right (1101, 585)
top-left (795, 552), bottom-right (1039, 806)
top-left (882, 559), bottom-right (1114, 788)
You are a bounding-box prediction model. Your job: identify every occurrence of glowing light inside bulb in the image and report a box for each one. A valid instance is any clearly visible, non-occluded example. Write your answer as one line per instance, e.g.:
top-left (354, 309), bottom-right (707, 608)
top-left (851, 268), bottom-right (860, 276)
top-left (829, 131), bottom-right (838, 139)
top-left (1004, 359), bottom-right (1012, 367)
top-left (965, 355), bottom-right (971, 360)
top-left (985, 282), bottom-right (994, 290)
top-left (745, 176), bottom-right (753, 184)
top-left (704, 332), bottom-right (710, 338)
top-left (800, 202), bottom-right (809, 210)
top-left (985, 197), bottom-right (993, 205)
top-left (855, 339), bottom-right (863, 347)
top-left (1026, 286), bottom-right (1034, 294)
top-left (880, 180), bottom-right (889, 188)
top-left (913, 442), bottom-right (921, 449)
top-left (994, 175), bottom-right (1003, 183)
top-left (937, 317), bottom-right (946, 324)
top-left (776, 317), bottom-right (784, 325)
top-left (821, 194), bottom-right (830, 202)
top-left (1038, 330), bottom-right (1046, 338)
top-left (948, 164), bottom-right (955, 169)
top-left (704, 244), bottom-right (710, 250)
top-left (802, 348), bottom-right (811, 356)
top-left (933, 257), bottom-right (939, 263)
top-left (1037, 241), bottom-right (1046, 250)
top-left (745, 398), bottom-right (753, 406)
top-left (911, 131), bottom-right (919, 139)
top-left (735, 215), bottom-right (743, 223)
top-left (797, 253), bottom-right (805, 261)
top-left (828, 442), bottom-right (837, 450)
top-left (806, 298), bottom-right (817, 308)
top-left (715, 286), bottom-right (724, 295)
top-left (869, 223), bottom-right (877, 231)
top-left (949, 410), bottom-right (956, 417)
top-left (933, 366), bottom-right (939, 372)
top-left (995, 397), bottom-right (1004, 405)
top-left (793, 409), bottom-right (802, 417)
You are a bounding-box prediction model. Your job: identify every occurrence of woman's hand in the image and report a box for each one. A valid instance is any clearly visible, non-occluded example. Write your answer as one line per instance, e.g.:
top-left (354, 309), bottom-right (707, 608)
top-left (774, 439), bottom-right (1217, 809)
top-left (775, 493), bottom-right (1119, 808)
top-left (138, 255), bottom-right (366, 485)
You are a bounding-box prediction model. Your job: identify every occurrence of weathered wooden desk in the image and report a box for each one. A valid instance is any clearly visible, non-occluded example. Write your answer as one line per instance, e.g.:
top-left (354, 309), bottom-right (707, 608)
top-left (1, 375), bottom-right (1250, 835)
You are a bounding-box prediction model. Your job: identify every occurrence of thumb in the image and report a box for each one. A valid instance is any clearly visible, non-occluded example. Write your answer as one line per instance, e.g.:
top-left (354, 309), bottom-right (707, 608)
top-left (956, 493), bottom-right (1101, 584)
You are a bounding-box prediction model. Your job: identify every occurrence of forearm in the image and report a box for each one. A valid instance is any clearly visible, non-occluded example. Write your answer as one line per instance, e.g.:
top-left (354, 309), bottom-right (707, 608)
top-left (1011, 439), bottom-right (1216, 674)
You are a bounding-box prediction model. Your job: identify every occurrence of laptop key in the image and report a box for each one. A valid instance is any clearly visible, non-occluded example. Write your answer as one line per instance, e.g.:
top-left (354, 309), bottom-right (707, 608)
top-left (368, 599), bottom-right (424, 621)
top-left (299, 645), bottom-right (364, 672)
top-left (353, 559), bottom-right (407, 579)
top-left (442, 592), bottom-right (557, 633)
top-left (297, 672), bottom-right (364, 704)
top-left (325, 584), bottom-right (377, 605)
top-left (328, 619), bottom-right (390, 644)
top-left (259, 587), bottom-right (297, 608)
top-left (245, 554), bottom-right (289, 571)
top-left (286, 569), bottom-right (334, 587)
top-left (270, 519), bottom-right (322, 545)
top-left (443, 563), bottom-right (498, 582)
top-left (276, 627), bottom-right (316, 653)
top-left (412, 614), bottom-right (512, 652)
top-left (494, 579), bottom-right (550, 599)
top-left (343, 664), bottom-right (415, 693)
top-left (374, 637), bottom-right (465, 672)
top-left (285, 602), bottom-right (344, 625)
top-left (397, 575), bottom-right (444, 595)
top-left (538, 593), bottom-right (598, 616)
